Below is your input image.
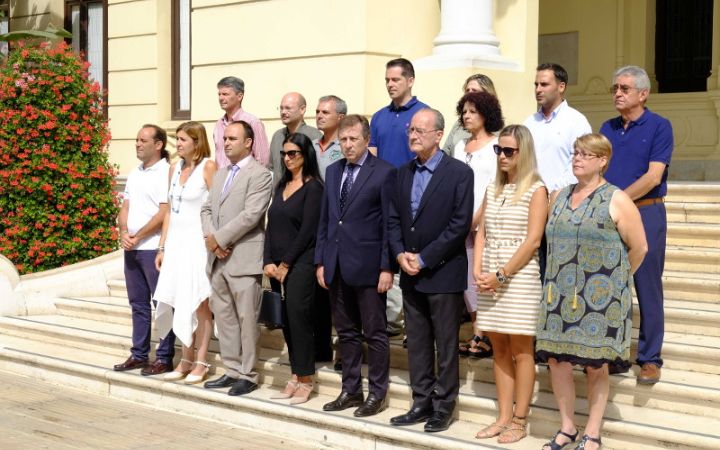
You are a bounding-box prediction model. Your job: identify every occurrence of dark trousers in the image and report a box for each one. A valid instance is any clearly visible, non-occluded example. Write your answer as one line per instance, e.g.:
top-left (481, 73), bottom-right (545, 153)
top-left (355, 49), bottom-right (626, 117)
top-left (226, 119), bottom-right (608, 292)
top-left (124, 250), bottom-right (175, 363)
top-left (635, 203), bottom-right (666, 367)
top-left (403, 289), bottom-right (464, 414)
top-left (329, 269), bottom-right (389, 398)
top-left (271, 262), bottom-right (317, 376)
top-left (314, 287), bottom-right (334, 362)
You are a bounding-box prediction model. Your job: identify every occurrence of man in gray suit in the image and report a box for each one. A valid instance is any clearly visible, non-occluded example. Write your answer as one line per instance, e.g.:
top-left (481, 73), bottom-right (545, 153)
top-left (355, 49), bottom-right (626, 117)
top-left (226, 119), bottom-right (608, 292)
top-left (201, 120), bottom-right (273, 396)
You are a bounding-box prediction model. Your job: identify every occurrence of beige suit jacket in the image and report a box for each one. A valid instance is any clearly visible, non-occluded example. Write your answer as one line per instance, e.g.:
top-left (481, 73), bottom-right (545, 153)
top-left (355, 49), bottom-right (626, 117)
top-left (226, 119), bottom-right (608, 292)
top-left (201, 157), bottom-right (273, 277)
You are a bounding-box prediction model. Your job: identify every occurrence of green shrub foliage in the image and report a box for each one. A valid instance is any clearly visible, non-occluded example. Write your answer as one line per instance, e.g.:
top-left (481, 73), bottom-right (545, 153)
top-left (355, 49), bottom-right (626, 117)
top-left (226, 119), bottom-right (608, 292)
top-left (0, 42), bottom-right (119, 274)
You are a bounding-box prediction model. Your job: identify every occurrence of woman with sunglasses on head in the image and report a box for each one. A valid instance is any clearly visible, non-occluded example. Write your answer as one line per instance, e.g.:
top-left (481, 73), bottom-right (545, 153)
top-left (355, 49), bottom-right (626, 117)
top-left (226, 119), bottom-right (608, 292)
top-left (473, 124), bottom-right (547, 444)
top-left (263, 133), bottom-right (324, 405)
top-left (154, 121), bottom-right (218, 384)
top-left (536, 134), bottom-right (647, 450)
top-left (452, 90), bottom-right (504, 360)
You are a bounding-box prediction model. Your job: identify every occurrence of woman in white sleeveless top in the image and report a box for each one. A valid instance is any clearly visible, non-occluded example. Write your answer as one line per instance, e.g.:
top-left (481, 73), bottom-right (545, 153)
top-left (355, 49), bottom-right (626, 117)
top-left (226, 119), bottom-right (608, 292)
top-left (473, 125), bottom-right (548, 444)
top-left (154, 121), bottom-right (217, 384)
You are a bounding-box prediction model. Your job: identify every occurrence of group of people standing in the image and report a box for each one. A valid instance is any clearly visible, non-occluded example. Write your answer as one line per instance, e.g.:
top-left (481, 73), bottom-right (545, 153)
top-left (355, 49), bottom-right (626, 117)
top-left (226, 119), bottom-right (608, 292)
top-left (114, 57), bottom-right (672, 450)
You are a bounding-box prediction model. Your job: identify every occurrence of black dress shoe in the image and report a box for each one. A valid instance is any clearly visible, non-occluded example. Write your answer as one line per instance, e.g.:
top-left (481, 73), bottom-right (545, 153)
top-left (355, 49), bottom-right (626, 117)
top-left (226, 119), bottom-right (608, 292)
top-left (323, 391), bottom-right (364, 411)
top-left (228, 379), bottom-right (257, 396)
top-left (390, 406), bottom-right (433, 426)
top-left (353, 393), bottom-right (387, 417)
top-left (204, 374), bottom-right (239, 389)
top-left (113, 356), bottom-right (147, 372)
top-left (424, 411), bottom-right (453, 432)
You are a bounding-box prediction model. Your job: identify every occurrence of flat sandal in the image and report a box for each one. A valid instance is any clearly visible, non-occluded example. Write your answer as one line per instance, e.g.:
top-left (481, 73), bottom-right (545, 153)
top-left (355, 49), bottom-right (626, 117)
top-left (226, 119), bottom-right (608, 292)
top-left (542, 428), bottom-right (579, 450)
top-left (574, 434), bottom-right (602, 450)
top-left (475, 422), bottom-right (507, 439)
top-left (497, 415), bottom-right (527, 444)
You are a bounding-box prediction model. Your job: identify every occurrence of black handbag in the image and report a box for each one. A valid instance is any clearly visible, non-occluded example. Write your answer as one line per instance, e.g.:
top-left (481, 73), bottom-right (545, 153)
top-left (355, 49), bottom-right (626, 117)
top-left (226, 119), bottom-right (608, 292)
top-left (259, 287), bottom-right (285, 329)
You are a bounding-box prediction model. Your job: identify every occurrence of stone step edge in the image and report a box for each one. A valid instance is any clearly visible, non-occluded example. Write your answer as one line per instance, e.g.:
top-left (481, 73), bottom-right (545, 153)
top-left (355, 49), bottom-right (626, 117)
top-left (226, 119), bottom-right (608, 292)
top-left (0, 346), bottom-right (529, 450)
top-left (0, 346), bottom-right (717, 450)
top-left (2, 316), bottom-right (719, 412)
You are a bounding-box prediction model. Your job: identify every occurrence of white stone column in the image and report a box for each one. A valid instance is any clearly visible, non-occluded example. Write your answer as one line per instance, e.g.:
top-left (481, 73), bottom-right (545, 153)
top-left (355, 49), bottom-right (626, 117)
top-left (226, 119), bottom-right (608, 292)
top-left (415, 0), bottom-right (517, 70)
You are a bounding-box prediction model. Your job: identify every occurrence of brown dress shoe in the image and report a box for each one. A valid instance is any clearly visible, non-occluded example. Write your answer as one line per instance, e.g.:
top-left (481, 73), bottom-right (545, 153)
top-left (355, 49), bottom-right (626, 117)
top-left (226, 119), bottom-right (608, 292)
top-left (637, 363), bottom-right (661, 385)
top-left (113, 357), bottom-right (147, 372)
top-left (141, 360), bottom-right (172, 376)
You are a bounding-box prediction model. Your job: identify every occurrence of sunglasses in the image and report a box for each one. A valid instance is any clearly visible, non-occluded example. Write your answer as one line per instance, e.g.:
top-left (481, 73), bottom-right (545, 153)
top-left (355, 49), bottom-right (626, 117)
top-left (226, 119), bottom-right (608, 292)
top-left (493, 145), bottom-right (519, 157)
top-left (280, 150), bottom-right (301, 159)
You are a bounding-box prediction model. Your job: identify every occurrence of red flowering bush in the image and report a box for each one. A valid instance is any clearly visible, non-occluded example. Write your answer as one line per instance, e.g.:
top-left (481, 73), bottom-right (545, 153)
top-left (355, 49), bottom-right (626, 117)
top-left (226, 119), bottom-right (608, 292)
top-left (0, 41), bottom-right (119, 274)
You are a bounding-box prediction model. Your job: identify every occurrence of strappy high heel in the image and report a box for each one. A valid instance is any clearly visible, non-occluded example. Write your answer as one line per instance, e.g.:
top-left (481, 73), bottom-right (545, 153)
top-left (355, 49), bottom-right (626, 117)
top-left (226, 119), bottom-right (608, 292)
top-left (184, 361), bottom-right (211, 384)
top-left (288, 382), bottom-right (314, 405)
top-left (270, 380), bottom-right (299, 399)
top-left (163, 358), bottom-right (193, 381)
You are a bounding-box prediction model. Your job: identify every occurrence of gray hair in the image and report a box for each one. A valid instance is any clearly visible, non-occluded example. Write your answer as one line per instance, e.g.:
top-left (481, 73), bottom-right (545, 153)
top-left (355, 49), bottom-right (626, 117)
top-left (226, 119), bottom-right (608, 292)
top-left (613, 66), bottom-right (651, 91)
top-left (318, 95), bottom-right (347, 115)
top-left (217, 76), bottom-right (245, 93)
top-left (416, 107), bottom-right (444, 131)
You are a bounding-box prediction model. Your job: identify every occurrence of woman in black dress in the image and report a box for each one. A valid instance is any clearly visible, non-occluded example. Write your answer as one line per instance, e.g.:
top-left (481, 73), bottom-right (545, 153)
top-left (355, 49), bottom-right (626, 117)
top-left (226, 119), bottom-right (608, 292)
top-left (263, 133), bottom-right (324, 405)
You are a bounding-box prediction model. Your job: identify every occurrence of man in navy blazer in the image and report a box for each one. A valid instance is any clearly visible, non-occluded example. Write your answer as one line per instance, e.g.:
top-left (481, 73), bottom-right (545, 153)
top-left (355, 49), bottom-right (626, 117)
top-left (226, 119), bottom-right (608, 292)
top-left (387, 108), bottom-right (473, 432)
top-left (315, 114), bottom-right (396, 417)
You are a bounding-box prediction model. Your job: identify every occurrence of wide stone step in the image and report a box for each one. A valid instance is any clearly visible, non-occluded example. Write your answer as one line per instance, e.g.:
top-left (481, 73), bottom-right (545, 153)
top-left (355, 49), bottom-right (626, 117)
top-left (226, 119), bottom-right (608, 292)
top-left (0, 330), bottom-right (718, 449)
top-left (2, 309), bottom-right (720, 415)
top-left (666, 202), bottom-right (720, 224)
top-left (666, 182), bottom-right (720, 204)
top-left (662, 270), bottom-right (720, 303)
top-left (632, 299), bottom-right (720, 337)
top-left (666, 223), bottom-right (720, 248)
top-left (665, 246), bottom-right (720, 274)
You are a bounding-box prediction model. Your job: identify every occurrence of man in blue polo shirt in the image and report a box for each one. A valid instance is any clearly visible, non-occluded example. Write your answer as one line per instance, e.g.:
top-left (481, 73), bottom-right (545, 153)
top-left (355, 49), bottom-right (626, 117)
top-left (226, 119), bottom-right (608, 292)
top-left (600, 65), bottom-right (673, 385)
top-left (370, 58), bottom-right (429, 338)
top-left (369, 58), bottom-right (429, 168)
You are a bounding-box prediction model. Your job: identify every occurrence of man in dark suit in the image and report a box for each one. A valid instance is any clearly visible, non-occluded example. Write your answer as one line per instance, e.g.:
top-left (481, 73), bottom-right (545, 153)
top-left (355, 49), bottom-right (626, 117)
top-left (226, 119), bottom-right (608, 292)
top-left (387, 108), bottom-right (473, 432)
top-left (315, 114), bottom-right (396, 417)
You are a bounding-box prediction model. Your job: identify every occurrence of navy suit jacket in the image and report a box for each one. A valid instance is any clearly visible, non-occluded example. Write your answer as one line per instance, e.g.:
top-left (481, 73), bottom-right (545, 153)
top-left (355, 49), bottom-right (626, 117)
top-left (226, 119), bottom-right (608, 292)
top-left (315, 152), bottom-right (397, 287)
top-left (387, 152), bottom-right (473, 293)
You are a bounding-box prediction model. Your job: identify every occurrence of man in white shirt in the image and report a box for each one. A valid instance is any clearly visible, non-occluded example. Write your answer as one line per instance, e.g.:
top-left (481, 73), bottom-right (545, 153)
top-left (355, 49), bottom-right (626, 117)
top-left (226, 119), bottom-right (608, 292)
top-left (523, 63), bottom-right (592, 193)
top-left (213, 76), bottom-right (270, 168)
top-left (114, 124), bottom-right (176, 376)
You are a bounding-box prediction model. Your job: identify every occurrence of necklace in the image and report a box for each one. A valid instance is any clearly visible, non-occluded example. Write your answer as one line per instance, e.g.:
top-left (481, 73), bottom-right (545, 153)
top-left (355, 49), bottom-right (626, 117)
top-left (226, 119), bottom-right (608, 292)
top-left (547, 183), bottom-right (605, 310)
top-left (169, 160), bottom-right (198, 213)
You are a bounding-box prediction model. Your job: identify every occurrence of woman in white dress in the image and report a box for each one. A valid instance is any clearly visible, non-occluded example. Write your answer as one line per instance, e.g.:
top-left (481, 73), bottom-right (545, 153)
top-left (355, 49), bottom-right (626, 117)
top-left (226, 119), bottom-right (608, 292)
top-left (443, 73), bottom-right (498, 154)
top-left (452, 90), bottom-right (504, 359)
top-left (154, 121), bottom-right (217, 384)
top-left (473, 125), bottom-right (548, 444)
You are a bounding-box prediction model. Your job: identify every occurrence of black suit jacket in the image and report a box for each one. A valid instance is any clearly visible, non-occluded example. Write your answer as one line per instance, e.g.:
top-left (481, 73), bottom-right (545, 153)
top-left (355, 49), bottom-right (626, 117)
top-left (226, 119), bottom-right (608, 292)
top-left (315, 152), bottom-right (397, 286)
top-left (388, 152), bottom-right (473, 293)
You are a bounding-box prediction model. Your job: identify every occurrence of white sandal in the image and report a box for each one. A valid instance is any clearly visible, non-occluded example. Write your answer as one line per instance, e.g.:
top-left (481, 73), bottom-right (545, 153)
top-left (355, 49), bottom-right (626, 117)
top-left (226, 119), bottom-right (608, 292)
top-left (184, 361), bottom-right (211, 384)
top-left (163, 358), bottom-right (194, 381)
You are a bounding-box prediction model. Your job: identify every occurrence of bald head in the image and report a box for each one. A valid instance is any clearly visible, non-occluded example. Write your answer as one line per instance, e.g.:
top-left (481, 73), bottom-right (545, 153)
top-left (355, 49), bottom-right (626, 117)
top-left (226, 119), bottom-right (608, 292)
top-left (279, 92), bottom-right (307, 129)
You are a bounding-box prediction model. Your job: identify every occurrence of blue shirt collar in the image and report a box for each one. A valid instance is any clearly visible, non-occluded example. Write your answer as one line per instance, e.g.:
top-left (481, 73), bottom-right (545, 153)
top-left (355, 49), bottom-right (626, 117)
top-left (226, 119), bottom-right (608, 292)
top-left (389, 96), bottom-right (419, 112)
top-left (414, 150), bottom-right (443, 172)
top-left (611, 107), bottom-right (650, 129)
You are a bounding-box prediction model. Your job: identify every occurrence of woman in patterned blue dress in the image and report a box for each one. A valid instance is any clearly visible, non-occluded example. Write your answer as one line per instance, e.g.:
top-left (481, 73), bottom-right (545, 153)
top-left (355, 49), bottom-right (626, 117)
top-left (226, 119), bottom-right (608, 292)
top-left (536, 134), bottom-right (647, 450)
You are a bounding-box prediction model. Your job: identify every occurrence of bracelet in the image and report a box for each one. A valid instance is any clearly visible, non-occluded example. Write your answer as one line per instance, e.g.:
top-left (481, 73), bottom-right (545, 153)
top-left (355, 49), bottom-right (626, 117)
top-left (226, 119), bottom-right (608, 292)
top-left (157, 246), bottom-right (165, 252)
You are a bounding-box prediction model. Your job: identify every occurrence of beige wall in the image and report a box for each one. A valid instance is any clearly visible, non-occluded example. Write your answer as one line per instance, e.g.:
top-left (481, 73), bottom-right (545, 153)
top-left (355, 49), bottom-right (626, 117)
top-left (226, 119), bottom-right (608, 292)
top-left (539, 0), bottom-right (720, 180)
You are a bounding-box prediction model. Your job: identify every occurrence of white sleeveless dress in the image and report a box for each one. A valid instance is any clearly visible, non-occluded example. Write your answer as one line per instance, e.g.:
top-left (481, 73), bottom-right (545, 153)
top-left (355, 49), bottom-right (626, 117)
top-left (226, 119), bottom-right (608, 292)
top-left (154, 158), bottom-right (212, 347)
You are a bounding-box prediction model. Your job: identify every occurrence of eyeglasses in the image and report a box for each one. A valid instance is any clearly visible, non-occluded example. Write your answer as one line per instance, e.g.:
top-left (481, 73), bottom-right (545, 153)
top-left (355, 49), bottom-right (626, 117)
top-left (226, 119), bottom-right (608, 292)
top-left (280, 150), bottom-right (301, 159)
top-left (493, 145), bottom-right (519, 157)
top-left (406, 127), bottom-right (439, 137)
top-left (572, 151), bottom-right (599, 160)
top-left (465, 152), bottom-right (473, 165)
top-left (609, 84), bottom-right (638, 95)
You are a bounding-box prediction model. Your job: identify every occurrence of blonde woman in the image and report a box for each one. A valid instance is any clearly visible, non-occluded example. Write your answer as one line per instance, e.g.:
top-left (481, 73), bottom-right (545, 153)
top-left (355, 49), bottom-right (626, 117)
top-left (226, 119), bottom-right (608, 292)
top-left (536, 134), bottom-right (647, 450)
top-left (154, 121), bottom-right (217, 384)
top-left (473, 124), bottom-right (547, 444)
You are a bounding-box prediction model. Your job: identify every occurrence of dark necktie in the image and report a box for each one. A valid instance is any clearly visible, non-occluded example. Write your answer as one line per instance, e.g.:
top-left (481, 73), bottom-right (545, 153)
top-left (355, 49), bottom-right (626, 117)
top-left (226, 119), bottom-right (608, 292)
top-left (339, 163), bottom-right (356, 212)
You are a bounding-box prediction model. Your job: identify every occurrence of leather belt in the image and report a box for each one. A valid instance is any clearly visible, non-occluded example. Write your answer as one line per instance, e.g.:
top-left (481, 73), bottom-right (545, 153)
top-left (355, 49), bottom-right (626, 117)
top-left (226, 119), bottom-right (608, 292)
top-left (634, 197), bottom-right (664, 207)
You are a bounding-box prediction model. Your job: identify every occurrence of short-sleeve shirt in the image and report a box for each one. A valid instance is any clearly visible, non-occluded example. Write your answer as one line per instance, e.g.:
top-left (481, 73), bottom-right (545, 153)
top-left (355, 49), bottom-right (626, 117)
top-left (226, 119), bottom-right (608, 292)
top-left (214, 108), bottom-right (270, 168)
top-left (313, 137), bottom-right (343, 181)
top-left (523, 100), bottom-right (592, 192)
top-left (600, 108), bottom-right (674, 199)
top-left (370, 96), bottom-right (429, 168)
top-left (123, 159), bottom-right (170, 250)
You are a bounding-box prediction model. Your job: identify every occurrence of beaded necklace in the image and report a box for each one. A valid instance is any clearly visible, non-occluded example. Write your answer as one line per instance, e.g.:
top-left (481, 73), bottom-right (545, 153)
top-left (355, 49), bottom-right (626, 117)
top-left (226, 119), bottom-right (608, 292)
top-left (169, 159), bottom-right (199, 214)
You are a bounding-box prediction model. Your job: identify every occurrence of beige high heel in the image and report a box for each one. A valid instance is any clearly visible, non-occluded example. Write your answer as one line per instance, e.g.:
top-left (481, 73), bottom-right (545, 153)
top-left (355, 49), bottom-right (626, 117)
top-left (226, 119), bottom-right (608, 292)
top-left (163, 358), bottom-right (193, 381)
top-left (289, 382), bottom-right (314, 405)
top-left (270, 380), bottom-right (299, 399)
top-left (184, 361), bottom-right (211, 384)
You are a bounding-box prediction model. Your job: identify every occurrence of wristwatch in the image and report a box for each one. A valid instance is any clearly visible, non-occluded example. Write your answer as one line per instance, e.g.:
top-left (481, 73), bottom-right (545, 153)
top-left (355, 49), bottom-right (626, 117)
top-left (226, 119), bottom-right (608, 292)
top-left (496, 268), bottom-right (507, 285)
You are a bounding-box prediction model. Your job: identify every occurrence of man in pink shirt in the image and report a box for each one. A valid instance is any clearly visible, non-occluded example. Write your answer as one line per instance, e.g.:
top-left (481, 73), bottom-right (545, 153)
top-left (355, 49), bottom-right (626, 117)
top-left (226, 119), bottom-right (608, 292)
top-left (213, 76), bottom-right (269, 168)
